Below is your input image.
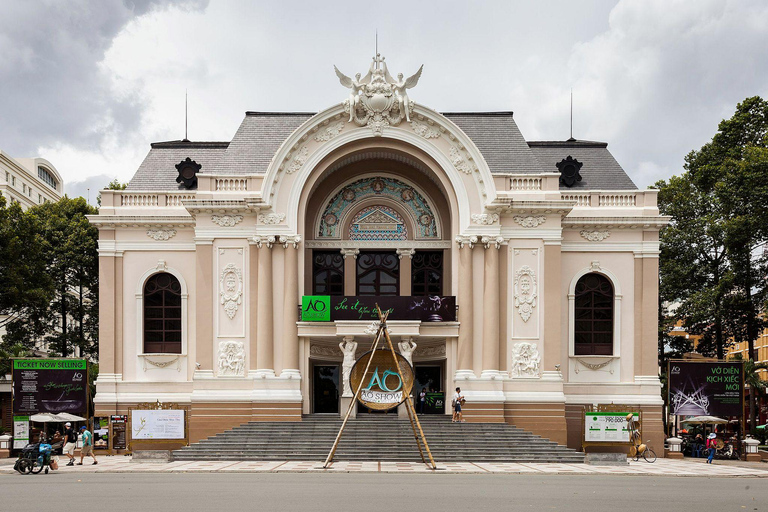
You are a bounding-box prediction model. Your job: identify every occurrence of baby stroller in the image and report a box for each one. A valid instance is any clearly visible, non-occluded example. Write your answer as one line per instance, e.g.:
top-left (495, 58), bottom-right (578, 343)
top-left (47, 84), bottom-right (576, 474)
top-left (14, 435), bottom-right (59, 475)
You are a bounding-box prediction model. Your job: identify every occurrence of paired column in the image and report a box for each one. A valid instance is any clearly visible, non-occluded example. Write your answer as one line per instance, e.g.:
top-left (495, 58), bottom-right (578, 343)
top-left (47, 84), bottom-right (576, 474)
top-left (281, 235), bottom-right (301, 377)
top-left (255, 236), bottom-right (275, 377)
top-left (341, 248), bottom-right (359, 295)
top-left (481, 237), bottom-right (502, 377)
top-left (396, 248), bottom-right (415, 296)
top-left (456, 236), bottom-right (476, 376)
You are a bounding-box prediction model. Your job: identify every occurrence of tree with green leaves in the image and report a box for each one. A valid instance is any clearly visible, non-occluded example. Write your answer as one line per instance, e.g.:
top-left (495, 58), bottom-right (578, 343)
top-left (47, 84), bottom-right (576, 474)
top-left (657, 96), bottom-right (768, 433)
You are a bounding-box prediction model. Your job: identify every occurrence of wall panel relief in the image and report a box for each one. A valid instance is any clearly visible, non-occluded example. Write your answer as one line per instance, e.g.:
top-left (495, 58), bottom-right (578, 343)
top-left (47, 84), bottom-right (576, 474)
top-left (510, 342), bottom-right (540, 378)
top-left (514, 265), bottom-right (537, 322)
top-left (218, 341), bottom-right (245, 377)
top-left (217, 247), bottom-right (246, 338)
top-left (510, 248), bottom-right (540, 340)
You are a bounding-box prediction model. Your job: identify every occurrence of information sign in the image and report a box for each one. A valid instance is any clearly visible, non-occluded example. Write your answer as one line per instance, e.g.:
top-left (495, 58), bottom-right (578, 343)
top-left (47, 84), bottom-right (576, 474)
top-left (668, 361), bottom-right (744, 416)
top-left (130, 409), bottom-right (185, 440)
top-left (12, 359), bottom-right (87, 415)
top-left (111, 415), bottom-right (127, 450)
top-left (13, 416), bottom-right (29, 449)
top-left (584, 412), bottom-right (639, 442)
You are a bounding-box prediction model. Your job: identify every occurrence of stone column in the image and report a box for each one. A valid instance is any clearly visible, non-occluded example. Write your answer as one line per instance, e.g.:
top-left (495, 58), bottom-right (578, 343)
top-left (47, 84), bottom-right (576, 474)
top-left (115, 252), bottom-right (124, 376)
top-left (255, 236), bottom-right (275, 377)
top-left (195, 239), bottom-right (214, 373)
top-left (281, 235), bottom-right (301, 377)
top-left (341, 248), bottom-right (359, 296)
top-left (397, 248), bottom-right (415, 296)
top-left (456, 236), bottom-right (476, 377)
top-left (542, 242), bottom-right (562, 376)
top-left (249, 241), bottom-right (259, 371)
top-left (641, 255), bottom-right (660, 375)
top-left (98, 254), bottom-right (116, 374)
top-left (481, 237), bottom-right (502, 377)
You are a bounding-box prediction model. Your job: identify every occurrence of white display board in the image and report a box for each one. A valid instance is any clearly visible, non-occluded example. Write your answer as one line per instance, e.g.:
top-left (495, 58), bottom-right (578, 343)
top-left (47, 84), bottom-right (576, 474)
top-left (584, 412), bottom-right (638, 442)
top-left (131, 409), bottom-right (185, 440)
top-left (13, 417), bottom-right (29, 449)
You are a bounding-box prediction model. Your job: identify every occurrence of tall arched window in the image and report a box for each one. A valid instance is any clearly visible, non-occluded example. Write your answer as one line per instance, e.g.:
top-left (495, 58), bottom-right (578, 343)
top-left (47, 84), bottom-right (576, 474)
top-left (313, 251), bottom-right (344, 295)
top-left (144, 273), bottom-right (182, 354)
top-left (574, 273), bottom-right (613, 355)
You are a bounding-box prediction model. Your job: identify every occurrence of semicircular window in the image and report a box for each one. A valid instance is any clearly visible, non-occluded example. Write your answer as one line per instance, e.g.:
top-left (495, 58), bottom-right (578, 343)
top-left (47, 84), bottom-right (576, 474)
top-left (144, 272), bottom-right (182, 354)
top-left (348, 206), bottom-right (407, 241)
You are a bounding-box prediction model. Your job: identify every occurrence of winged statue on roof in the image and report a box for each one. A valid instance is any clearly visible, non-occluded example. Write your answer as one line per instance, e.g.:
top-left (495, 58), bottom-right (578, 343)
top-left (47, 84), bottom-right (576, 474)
top-left (334, 54), bottom-right (424, 135)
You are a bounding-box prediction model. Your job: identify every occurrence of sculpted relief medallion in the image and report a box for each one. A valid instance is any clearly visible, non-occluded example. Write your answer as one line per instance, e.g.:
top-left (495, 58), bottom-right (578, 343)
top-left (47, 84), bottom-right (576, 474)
top-left (514, 265), bottom-right (537, 322)
top-left (218, 341), bottom-right (245, 377)
top-left (219, 263), bottom-right (243, 319)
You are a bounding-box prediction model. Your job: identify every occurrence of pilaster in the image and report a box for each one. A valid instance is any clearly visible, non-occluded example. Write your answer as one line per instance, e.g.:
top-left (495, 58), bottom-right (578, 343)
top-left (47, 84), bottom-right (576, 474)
top-left (455, 235), bottom-right (477, 378)
top-left (195, 239), bottom-right (214, 372)
top-left (254, 236), bottom-right (275, 377)
top-left (481, 236), bottom-right (503, 378)
top-left (281, 235), bottom-right (301, 378)
top-left (396, 248), bottom-right (415, 296)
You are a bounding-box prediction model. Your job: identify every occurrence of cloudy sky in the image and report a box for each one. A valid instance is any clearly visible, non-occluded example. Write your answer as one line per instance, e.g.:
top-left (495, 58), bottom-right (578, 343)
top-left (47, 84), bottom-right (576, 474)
top-left (2, 0), bottom-right (768, 202)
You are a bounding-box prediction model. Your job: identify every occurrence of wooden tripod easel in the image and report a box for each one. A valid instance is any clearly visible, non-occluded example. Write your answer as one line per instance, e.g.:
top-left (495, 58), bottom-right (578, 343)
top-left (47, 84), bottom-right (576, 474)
top-left (323, 305), bottom-right (436, 469)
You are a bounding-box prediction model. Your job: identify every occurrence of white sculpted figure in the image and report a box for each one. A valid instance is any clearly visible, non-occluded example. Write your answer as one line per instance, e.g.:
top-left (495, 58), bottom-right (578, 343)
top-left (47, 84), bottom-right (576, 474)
top-left (398, 339), bottom-right (417, 366)
top-left (218, 341), bottom-right (245, 377)
top-left (511, 342), bottom-right (540, 378)
top-left (339, 339), bottom-right (358, 397)
top-left (334, 66), bottom-right (366, 122)
top-left (392, 66), bottom-right (423, 122)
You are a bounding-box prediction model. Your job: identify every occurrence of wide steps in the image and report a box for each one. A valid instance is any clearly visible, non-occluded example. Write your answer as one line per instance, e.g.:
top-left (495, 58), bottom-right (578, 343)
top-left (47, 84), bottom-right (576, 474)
top-left (173, 415), bottom-right (584, 463)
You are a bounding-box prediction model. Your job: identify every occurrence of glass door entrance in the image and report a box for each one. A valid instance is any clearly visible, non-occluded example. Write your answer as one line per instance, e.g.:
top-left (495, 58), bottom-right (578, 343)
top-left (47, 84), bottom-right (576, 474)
top-left (313, 365), bottom-right (340, 414)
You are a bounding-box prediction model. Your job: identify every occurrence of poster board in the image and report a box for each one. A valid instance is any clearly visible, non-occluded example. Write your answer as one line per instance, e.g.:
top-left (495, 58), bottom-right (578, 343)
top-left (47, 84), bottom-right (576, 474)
top-left (667, 360), bottom-right (744, 417)
top-left (111, 415), bottom-right (127, 451)
top-left (12, 359), bottom-right (87, 415)
top-left (584, 412), bottom-right (639, 442)
top-left (13, 416), bottom-right (29, 449)
top-left (127, 402), bottom-right (189, 451)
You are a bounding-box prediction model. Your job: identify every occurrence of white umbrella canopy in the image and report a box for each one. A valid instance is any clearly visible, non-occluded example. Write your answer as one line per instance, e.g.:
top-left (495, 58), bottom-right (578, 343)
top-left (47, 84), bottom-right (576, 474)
top-left (29, 413), bottom-right (60, 423)
top-left (681, 416), bottom-right (729, 425)
top-left (54, 412), bottom-right (86, 422)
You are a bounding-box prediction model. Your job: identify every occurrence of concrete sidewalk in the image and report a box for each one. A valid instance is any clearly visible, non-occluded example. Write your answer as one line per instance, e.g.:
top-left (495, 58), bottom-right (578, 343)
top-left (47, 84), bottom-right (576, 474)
top-left (2, 456), bottom-right (767, 476)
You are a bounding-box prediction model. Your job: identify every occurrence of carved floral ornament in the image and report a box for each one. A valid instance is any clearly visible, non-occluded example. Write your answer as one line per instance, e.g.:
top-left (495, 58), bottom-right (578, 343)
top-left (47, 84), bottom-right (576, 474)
top-left (314, 120), bottom-right (345, 142)
top-left (219, 263), bottom-right (243, 320)
top-left (580, 230), bottom-right (611, 242)
top-left (218, 340), bottom-right (245, 377)
top-left (513, 215), bottom-right (547, 228)
top-left (449, 145), bottom-right (477, 175)
top-left (514, 265), bottom-right (537, 322)
top-left (146, 228), bottom-right (176, 241)
top-left (286, 146), bottom-right (308, 174)
top-left (211, 214), bottom-right (243, 227)
top-left (310, 344), bottom-right (342, 358)
top-left (410, 119), bottom-right (441, 139)
top-left (471, 213), bottom-right (499, 225)
top-left (258, 213), bottom-right (286, 225)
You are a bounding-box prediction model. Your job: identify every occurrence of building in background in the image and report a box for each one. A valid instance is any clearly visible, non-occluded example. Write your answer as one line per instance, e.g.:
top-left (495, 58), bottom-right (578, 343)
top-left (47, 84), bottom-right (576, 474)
top-left (0, 151), bottom-right (63, 210)
top-left (90, 55), bottom-right (667, 452)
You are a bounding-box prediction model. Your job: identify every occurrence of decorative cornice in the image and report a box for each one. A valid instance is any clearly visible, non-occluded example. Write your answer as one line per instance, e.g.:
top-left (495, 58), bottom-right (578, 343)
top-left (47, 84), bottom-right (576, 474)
top-left (86, 215), bottom-right (195, 228)
top-left (471, 213), bottom-right (499, 225)
top-left (258, 212), bottom-right (286, 225)
top-left (513, 215), bottom-right (547, 228)
top-left (562, 216), bottom-right (671, 229)
top-left (306, 240), bottom-right (452, 250)
top-left (580, 230), bottom-right (611, 242)
top-left (146, 228), bottom-right (177, 241)
top-left (211, 214), bottom-right (244, 227)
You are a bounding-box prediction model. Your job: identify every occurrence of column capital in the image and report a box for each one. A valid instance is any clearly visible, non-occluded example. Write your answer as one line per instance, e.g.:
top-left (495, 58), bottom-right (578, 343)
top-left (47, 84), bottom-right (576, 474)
top-left (341, 248), bottom-right (360, 259)
top-left (455, 235), bottom-right (479, 249)
top-left (281, 234), bottom-right (302, 249)
top-left (396, 248), bottom-right (416, 259)
top-left (254, 235), bottom-right (276, 248)
top-left (482, 236), bottom-right (504, 249)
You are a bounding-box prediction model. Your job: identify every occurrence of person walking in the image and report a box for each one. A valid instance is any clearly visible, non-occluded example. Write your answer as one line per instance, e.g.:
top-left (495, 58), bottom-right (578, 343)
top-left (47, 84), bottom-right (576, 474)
top-left (419, 388), bottom-right (427, 414)
top-left (77, 426), bottom-right (98, 465)
top-left (706, 433), bottom-right (717, 464)
top-left (452, 387), bottom-right (465, 423)
top-left (62, 422), bottom-right (77, 466)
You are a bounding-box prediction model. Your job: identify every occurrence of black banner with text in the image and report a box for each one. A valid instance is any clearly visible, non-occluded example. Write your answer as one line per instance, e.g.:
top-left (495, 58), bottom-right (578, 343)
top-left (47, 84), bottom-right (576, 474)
top-left (668, 361), bottom-right (744, 417)
top-left (301, 296), bottom-right (456, 322)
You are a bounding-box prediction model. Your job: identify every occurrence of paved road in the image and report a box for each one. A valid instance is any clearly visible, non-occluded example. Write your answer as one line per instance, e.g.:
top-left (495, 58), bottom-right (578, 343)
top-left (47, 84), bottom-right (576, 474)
top-left (3, 473), bottom-right (768, 512)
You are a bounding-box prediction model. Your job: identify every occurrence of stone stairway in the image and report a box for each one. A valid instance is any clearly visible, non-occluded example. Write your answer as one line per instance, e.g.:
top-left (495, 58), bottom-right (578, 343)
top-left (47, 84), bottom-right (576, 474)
top-left (173, 414), bottom-right (585, 463)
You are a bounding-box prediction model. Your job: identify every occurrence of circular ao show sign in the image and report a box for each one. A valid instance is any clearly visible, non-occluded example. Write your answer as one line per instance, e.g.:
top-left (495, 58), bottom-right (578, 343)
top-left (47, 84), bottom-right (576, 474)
top-left (349, 350), bottom-right (414, 411)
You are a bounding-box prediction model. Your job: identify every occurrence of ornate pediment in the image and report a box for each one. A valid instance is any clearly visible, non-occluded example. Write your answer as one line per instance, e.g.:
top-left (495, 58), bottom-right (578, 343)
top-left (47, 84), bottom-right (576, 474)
top-left (349, 206), bottom-right (407, 241)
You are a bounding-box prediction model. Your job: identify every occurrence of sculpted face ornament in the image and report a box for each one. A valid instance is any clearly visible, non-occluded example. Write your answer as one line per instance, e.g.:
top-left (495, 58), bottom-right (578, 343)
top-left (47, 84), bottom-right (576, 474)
top-left (334, 54), bottom-right (423, 135)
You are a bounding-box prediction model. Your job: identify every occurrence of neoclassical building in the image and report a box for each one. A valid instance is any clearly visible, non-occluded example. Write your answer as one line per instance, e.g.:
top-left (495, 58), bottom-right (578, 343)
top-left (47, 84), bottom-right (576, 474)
top-left (91, 56), bottom-right (666, 450)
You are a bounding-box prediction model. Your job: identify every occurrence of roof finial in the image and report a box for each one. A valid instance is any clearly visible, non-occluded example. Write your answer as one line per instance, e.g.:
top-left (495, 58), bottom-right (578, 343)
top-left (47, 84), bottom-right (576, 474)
top-left (184, 89), bottom-right (189, 142)
top-left (568, 88), bottom-right (575, 142)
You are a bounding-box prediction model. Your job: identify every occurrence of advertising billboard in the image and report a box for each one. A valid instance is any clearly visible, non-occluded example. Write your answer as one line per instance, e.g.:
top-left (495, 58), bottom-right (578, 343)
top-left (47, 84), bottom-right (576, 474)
top-left (668, 360), bottom-right (744, 417)
top-left (12, 359), bottom-right (88, 415)
top-left (301, 295), bottom-right (456, 322)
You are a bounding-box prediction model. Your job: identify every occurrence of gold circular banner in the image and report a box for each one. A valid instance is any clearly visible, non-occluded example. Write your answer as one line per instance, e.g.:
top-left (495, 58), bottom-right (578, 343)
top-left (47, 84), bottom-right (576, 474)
top-left (349, 350), bottom-right (414, 411)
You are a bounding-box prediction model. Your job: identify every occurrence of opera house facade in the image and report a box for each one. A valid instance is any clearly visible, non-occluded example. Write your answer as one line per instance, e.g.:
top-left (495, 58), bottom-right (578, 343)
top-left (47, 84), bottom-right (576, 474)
top-left (91, 56), bottom-right (666, 451)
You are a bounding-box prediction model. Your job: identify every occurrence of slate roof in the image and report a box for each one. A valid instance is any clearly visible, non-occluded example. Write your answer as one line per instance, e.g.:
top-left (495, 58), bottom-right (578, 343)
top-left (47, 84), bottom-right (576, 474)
top-left (528, 140), bottom-right (637, 190)
top-left (126, 112), bottom-right (636, 192)
top-left (125, 141), bottom-right (228, 191)
top-left (443, 112), bottom-right (543, 174)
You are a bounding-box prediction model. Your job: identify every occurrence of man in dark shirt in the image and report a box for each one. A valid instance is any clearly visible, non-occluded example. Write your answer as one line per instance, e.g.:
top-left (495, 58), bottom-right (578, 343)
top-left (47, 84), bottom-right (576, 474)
top-left (62, 422), bottom-right (77, 466)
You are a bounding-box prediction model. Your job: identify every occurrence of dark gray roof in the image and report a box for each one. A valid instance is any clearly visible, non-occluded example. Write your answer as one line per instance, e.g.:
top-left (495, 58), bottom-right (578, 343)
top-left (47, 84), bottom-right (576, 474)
top-left (126, 141), bottom-right (228, 191)
top-left (125, 112), bottom-right (636, 192)
top-left (210, 112), bottom-right (314, 175)
top-left (528, 140), bottom-right (637, 190)
top-left (443, 112), bottom-right (543, 174)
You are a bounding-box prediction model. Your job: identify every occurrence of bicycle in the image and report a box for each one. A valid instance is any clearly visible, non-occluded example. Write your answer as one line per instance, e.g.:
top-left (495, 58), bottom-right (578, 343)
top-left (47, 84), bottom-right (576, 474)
top-left (629, 439), bottom-right (657, 463)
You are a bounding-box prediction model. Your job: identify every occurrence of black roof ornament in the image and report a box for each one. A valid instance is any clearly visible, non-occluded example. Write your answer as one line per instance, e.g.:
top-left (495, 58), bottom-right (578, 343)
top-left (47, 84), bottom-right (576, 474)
top-left (556, 156), bottom-right (583, 187)
top-left (175, 157), bottom-right (202, 189)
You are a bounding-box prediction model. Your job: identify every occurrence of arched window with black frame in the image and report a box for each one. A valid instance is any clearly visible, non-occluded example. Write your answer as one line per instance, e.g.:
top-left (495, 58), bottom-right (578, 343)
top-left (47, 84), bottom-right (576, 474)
top-left (574, 273), bottom-right (613, 356)
top-left (143, 272), bottom-right (182, 354)
top-left (312, 250), bottom-right (344, 296)
top-left (411, 250), bottom-right (443, 296)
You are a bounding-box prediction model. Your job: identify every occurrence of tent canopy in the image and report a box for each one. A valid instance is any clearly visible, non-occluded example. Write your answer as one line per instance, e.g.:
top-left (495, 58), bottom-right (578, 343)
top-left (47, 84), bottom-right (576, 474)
top-left (681, 416), bottom-right (729, 425)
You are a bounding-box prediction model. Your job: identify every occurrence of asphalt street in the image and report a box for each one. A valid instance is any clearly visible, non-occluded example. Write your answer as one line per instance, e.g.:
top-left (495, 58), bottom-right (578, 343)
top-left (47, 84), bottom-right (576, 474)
top-left (2, 473), bottom-right (768, 512)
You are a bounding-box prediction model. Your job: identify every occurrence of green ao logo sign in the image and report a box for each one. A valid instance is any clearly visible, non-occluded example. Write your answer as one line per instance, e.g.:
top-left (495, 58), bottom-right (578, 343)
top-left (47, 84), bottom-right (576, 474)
top-left (364, 367), bottom-right (403, 393)
top-left (301, 296), bottom-right (331, 321)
